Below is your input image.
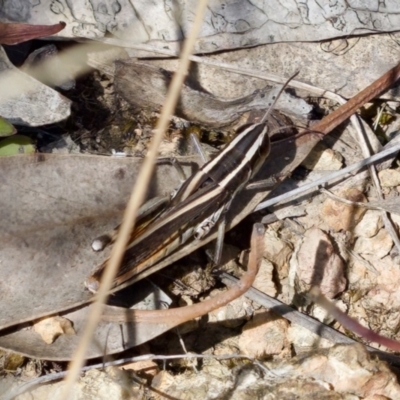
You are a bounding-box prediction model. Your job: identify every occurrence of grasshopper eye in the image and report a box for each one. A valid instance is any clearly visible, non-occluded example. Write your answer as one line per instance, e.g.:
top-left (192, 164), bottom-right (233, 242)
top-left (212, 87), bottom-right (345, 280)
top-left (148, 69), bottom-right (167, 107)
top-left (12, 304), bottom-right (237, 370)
top-left (91, 235), bottom-right (112, 251)
top-left (85, 276), bottom-right (100, 293)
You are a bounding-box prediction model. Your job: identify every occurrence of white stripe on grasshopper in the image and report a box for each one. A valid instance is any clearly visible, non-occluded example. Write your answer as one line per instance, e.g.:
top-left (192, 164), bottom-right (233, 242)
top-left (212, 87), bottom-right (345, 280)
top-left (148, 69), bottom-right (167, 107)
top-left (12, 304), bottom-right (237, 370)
top-left (125, 184), bottom-right (225, 250)
top-left (219, 124), bottom-right (269, 188)
top-left (180, 123), bottom-right (268, 200)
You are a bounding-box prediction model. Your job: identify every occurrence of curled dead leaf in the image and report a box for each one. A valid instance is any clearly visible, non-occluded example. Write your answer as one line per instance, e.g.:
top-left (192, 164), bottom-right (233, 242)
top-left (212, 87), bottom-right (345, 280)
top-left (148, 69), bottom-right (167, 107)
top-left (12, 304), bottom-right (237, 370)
top-left (0, 21), bottom-right (66, 45)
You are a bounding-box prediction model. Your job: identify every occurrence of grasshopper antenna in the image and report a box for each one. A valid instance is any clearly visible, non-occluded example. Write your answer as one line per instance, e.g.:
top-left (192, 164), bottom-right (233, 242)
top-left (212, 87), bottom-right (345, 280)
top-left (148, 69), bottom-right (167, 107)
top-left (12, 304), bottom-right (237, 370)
top-left (260, 71), bottom-right (300, 124)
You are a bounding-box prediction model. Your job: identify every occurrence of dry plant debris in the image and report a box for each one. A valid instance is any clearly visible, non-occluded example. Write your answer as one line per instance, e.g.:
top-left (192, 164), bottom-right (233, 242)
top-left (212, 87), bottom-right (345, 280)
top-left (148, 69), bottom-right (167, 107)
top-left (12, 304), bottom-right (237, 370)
top-left (2, 13), bottom-right (400, 400)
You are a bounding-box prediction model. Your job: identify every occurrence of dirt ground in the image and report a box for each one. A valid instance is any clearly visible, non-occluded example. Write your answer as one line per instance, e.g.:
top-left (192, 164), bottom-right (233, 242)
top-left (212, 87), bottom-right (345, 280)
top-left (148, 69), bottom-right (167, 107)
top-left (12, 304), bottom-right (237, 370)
top-left (2, 57), bottom-right (400, 400)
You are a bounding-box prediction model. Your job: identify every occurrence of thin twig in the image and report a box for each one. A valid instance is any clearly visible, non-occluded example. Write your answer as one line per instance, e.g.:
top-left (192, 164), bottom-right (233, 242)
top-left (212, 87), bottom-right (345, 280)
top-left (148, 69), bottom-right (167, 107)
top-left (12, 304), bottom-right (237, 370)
top-left (345, 248), bottom-right (378, 275)
top-left (255, 142), bottom-right (400, 212)
top-left (320, 188), bottom-right (384, 211)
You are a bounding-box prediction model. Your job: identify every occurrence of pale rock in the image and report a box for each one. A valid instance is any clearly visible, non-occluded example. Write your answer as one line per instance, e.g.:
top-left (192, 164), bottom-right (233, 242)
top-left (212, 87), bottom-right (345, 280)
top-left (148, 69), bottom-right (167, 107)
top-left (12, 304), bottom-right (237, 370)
top-left (311, 300), bottom-right (347, 325)
top-left (354, 229), bottom-right (393, 259)
top-left (354, 210), bottom-right (383, 238)
top-left (320, 188), bottom-right (367, 231)
top-left (15, 368), bottom-right (134, 400)
top-left (372, 258), bottom-right (400, 305)
top-left (33, 316), bottom-right (75, 344)
top-left (252, 258), bottom-right (277, 297)
top-left (378, 169), bottom-right (400, 187)
top-left (364, 287), bottom-right (391, 309)
top-left (207, 292), bottom-right (254, 328)
top-left (347, 260), bottom-right (369, 287)
top-left (151, 371), bottom-right (176, 400)
top-left (296, 228), bottom-right (346, 298)
top-left (258, 380), bottom-right (347, 399)
top-left (12, 346), bottom-right (400, 399)
top-left (171, 263), bottom-right (215, 297)
top-left (287, 324), bottom-right (333, 353)
top-left (268, 344), bottom-right (400, 398)
top-left (269, 204), bottom-right (306, 221)
top-left (21, 359), bottom-right (41, 379)
top-left (151, 370), bottom-right (231, 400)
top-left (302, 144), bottom-right (343, 171)
top-left (348, 301), bottom-right (369, 324)
top-left (158, 132), bottom-right (184, 156)
top-left (121, 359), bottom-right (159, 379)
top-left (263, 228), bottom-right (293, 279)
top-left (0, 47), bottom-right (71, 126)
top-left (294, 344), bottom-right (400, 398)
top-left (384, 310), bottom-right (400, 332)
top-left (238, 312), bottom-right (289, 357)
top-left (389, 211), bottom-right (400, 228)
top-left (202, 346), bottom-right (234, 377)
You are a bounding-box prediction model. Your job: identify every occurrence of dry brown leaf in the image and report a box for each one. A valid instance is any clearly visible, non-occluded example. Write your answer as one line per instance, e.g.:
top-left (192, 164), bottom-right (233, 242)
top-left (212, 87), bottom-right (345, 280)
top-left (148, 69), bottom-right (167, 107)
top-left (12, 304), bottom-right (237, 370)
top-left (0, 21), bottom-right (65, 45)
top-left (114, 60), bottom-right (311, 128)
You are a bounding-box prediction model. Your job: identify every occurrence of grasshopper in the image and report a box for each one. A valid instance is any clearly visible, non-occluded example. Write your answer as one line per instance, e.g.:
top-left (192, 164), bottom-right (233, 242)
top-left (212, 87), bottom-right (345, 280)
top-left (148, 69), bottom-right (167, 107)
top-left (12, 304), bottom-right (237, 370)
top-left (85, 73), bottom-right (298, 293)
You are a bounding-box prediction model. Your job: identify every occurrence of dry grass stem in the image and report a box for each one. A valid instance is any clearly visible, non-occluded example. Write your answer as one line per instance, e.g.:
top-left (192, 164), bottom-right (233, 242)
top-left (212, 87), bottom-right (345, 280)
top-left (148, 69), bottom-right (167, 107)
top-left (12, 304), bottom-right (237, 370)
top-left (60, 1), bottom-right (209, 398)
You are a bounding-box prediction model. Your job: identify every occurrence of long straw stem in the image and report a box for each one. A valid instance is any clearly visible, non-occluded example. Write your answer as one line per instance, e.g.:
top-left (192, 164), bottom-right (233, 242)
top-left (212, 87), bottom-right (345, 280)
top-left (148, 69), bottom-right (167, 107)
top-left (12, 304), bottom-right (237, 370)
top-left (60, 2), bottom-right (209, 398)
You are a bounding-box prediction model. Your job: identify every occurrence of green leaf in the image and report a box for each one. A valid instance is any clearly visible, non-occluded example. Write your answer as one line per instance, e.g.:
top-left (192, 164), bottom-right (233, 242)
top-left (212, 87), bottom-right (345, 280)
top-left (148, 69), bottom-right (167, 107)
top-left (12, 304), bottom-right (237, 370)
top-left (0, 135), bottom-right (35, 156)
top-left (0, 116), bottom-right (16, 137)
